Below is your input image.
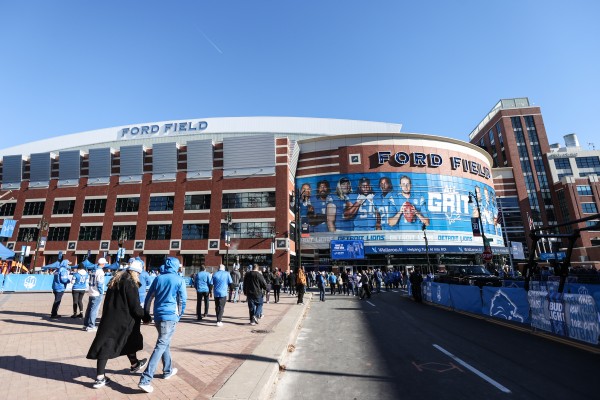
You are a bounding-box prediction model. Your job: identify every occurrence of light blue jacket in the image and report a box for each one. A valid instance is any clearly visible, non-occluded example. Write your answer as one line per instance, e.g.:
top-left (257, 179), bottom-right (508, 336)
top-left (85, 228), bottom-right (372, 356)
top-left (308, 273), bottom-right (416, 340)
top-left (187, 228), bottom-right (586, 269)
top-left (71, 269), bottom-right (88, 291)
top-left (52, 261), bottom-right (71, 292)
top-left (211, 269), bottom-right (233, 298)
top-left (194, 271), bottom-right (212, 293)
top-left (144, 257), bottom-right (187, 322)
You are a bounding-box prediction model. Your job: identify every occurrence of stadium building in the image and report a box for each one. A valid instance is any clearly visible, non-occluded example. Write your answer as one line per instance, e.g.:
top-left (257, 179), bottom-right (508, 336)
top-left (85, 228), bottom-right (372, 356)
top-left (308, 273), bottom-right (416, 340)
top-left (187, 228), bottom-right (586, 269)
top-left (0, 117), bottom-right (507, 274)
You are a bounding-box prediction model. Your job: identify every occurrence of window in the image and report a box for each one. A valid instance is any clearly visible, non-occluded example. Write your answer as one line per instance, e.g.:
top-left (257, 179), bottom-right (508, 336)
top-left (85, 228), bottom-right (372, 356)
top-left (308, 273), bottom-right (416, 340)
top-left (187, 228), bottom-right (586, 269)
top-left (496, 122), bottom-right (504, 146)
top-left (585, 221), bottom-right (600, 230)
top-left (115, 197), bottom-right (140, 213)
top-left (52, 200), bottom-right (75, 215)
top-left (0, 202), bottom-right (16, 216)
top-left (182, 223), bottom-right (209, 239)
top-left (78, 226), bottom-right (102, 241)
top-left (83, 199), bottom-right (106, 214)
top-left (577, 185), bottom-right (593, 196)
top-left (222, 192), bottom-right (276, 209)
top-left (149, 196), bottom-right (174, 212)
top-left (553, 158), bottom-right (572, 170)
top-left (23, 201), bottom-right (45, 216)
top-left (48, 226), bottom-right (70, 241)
top-left (488, 129), bottom-right (495, 146)
top-left (184, 194), bottom-right (211, 210)
top-left (576, 157), bottom-right (600, 168)
top-left (111, 225), bottom-right (136, 241)
top-left (478, 138), bottom-right (486, 150)
top-left (223, 221), bottom-right (274, 239)
top-left (146, 224), bottom-right (171, 240)
top-left (581, 203), bottom-right (598, 214)
top-left (17, 227), bottom-right (39, 242)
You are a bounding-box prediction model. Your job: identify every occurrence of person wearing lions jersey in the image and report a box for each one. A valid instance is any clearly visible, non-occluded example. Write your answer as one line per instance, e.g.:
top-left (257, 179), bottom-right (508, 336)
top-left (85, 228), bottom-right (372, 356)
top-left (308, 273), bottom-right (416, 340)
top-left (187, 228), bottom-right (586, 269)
top-left (388, 175), bottom-right (430, 230)
top-left (344, 177), bottom-right (378, 231)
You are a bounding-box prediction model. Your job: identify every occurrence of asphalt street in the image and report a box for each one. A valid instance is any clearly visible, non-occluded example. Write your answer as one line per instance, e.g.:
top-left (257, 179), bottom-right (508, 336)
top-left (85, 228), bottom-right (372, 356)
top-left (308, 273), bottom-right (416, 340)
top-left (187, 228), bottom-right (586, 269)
top-left (271, 288), bottom-right (599, 400)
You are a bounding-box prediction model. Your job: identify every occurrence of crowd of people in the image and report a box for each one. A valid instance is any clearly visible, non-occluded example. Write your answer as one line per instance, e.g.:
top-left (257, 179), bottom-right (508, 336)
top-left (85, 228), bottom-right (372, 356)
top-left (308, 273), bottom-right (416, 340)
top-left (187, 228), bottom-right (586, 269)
top-left (41, 256), bottom-right (426, 393)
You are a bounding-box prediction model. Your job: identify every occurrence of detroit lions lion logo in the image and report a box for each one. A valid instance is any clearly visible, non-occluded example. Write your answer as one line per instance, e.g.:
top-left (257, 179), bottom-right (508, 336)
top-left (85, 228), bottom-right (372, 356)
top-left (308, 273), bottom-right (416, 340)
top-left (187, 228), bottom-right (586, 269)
top-left (489, 290), bottom-right (524, 322)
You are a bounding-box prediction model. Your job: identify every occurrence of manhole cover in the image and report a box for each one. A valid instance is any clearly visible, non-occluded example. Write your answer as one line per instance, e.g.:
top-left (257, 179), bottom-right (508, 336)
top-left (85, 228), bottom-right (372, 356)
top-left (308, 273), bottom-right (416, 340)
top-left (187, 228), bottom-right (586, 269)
top-left (251, 329), bottom-right (272, 334)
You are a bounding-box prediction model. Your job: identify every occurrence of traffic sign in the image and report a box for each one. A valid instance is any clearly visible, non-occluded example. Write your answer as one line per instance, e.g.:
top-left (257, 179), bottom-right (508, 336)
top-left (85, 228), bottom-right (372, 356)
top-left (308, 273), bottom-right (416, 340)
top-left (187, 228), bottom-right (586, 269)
top-left (482, 249), bottom-right (493, 262)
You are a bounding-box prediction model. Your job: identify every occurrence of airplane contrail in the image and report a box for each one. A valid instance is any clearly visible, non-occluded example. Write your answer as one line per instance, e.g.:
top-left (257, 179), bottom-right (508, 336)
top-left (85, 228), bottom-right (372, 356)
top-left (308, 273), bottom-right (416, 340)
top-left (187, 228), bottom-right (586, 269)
top-left (199, 29), bottom-right (223, 54)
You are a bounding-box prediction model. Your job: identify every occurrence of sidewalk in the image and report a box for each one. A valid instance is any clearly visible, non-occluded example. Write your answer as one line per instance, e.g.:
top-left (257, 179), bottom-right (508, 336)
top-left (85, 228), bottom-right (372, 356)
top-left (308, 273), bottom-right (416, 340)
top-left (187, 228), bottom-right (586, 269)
top-left (0, 288), bottom-right (310, 400)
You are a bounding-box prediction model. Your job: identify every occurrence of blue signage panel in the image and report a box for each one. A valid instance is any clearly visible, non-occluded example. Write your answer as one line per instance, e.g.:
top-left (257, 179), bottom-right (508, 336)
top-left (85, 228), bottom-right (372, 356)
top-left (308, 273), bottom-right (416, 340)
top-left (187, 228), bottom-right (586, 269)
top-left (0, 219), bottom-right (17, 238)
top-left (539, 252), bottom-right (566, 261)
top-left (331, 240), bottom-right (365, 260)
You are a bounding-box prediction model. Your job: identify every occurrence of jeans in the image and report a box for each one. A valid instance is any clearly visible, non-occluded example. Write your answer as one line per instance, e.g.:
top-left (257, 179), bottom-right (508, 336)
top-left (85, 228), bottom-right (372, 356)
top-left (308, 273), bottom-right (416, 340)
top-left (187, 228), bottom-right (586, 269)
top-left (228, 284), bottom-right (240, 302)
top-left (83, 295), bottom-right (103, 328)
top-left (255, 295), bottom-right (264, 317)
top-left (140, 320), bottom-right (177, 385)
top-left (265, 284), bottom-right (272, 303)
top-left (51, 291), bottom-right (64, 316)
top-left (196, 291), bottom-right (209, 318)
top-left (247, 296), bottom-right (261, 321)
top-left (214, 296), bottom-right (226, 322)
top-left (273, 285), bottom-right (280, 303)
top-left (318, 287), bottom-right (325, 301)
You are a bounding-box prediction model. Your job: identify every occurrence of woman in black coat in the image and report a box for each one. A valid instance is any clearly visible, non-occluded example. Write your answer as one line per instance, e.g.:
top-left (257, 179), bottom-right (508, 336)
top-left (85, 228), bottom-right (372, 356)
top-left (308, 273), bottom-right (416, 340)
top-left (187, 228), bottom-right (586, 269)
top-left (86, 263), bottom-right (147, 388)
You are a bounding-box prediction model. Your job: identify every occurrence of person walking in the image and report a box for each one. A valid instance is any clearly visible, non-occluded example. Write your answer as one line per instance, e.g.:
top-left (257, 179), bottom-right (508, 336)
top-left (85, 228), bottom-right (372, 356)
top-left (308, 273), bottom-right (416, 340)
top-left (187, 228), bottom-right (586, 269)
top-left (316, 271), bottom-right (326, 302)
top-left (50, 260), bottom-right (72, 318)
top-left (86, 260), bottom-right (148, 389)
top-left (211, 264), bottom-right (232, 327)
top-left (71, 263), bottom-right (88, 318)
top-left (262, 266), bottom-right (273, 304)
top-left (83, 258), bottom-right (107, 331)
top-left (132, 257), bottom-right (151, 306)
top-left (272, 268), bottom-right (282, 303)
top-left (288, 269), bottom-right (296, 296)
top-left (328, 272), bottom-right (337, 295)
top-left (409, 269), bottom-right (423, 303)
top-left (229, 265), bottom-right (241, 303)
top-left (193, 265), bottom-right (212, 320)
top-left (296, 266), bottom-right (307, 304)
top-left (243, 264), bottom-right (267, 325)
top-left (138, 257), bottom-right (187, 393)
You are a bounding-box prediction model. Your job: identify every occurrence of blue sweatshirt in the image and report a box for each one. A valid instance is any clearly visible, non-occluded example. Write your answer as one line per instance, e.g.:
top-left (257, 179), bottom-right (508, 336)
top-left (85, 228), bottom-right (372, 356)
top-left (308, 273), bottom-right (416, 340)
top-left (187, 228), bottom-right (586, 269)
top-left (135, 257), bottom-right (151, 304)
top-left (194, 271), bottom-right (212, 293)
top-left (72, 269), bottom-right (88, 291)
top-left (211, 269), bottom-right (233, 298)
top-left (52, 261), bottom-right (71, 292)
top-left (144, 257), bottom-right (187, 322)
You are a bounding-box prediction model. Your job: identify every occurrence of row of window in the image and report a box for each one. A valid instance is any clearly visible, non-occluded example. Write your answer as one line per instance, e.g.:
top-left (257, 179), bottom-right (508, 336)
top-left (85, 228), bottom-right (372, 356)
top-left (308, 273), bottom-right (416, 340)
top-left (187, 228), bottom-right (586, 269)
top-left (0, 192), bottom-right (277, 217)
top-left (15, 221), bottom-right (276, 242)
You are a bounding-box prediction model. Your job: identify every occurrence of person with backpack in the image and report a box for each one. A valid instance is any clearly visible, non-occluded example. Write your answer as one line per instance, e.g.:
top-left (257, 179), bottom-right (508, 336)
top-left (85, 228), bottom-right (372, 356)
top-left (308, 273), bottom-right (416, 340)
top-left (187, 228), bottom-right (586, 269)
top-left (271, 268), bottom-right (282, 303)
top-left (50, 260), bottom-right (72, 318)
top-left (229, 265), bottom-right (241, 303)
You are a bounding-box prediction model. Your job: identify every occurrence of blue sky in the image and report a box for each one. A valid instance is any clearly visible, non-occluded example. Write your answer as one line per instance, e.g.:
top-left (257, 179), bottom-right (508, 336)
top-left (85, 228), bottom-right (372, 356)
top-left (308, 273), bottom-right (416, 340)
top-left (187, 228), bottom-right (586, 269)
top-left (1, 1), bottom-right (598, 150)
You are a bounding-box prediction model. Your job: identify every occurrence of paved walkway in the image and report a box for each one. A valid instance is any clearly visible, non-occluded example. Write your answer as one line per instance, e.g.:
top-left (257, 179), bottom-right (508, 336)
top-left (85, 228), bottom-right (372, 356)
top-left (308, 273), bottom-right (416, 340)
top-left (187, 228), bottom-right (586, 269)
top-left (0, 288), bottom-right (309, 400)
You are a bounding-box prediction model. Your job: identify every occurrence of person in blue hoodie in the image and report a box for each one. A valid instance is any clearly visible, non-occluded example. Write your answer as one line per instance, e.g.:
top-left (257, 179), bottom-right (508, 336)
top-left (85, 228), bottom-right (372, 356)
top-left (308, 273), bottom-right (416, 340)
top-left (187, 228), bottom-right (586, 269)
top-left (71, 263), bottom-right (88, 318)
top-left (211, 264), bottom-right (232, 327)
top-left (138, 257), bottom-right (187, 394)
top-left (50, 260), bottom-right (72, 318)
top-left (193, 264), bottom-right (212, 320)
top-left (131, 257), bottom-right (151, 306)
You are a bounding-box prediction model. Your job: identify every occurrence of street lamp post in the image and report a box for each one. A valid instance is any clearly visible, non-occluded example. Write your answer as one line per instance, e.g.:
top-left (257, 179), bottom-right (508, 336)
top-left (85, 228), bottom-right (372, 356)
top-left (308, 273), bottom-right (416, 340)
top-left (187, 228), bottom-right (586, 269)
top-left (293, 187), bottom-right (309, 271)
top-left (270, 228), bottom-right (276, 270)
top-left (225, 211), bottom-right (232, 270)
top-left (422, 223), bottom-right (431, 274)
top-left (468, 191), bottom-right (490, 263)
top-left (31, 218), bottom-right (48, 271)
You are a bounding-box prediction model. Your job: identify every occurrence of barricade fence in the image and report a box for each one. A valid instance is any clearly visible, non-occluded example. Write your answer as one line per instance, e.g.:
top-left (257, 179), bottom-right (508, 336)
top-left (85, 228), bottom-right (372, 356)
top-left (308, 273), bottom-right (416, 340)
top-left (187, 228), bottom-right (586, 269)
top-left (420, 281), bottom-right (600, 345)
top-left (0, 273), bottom-right (194, 293)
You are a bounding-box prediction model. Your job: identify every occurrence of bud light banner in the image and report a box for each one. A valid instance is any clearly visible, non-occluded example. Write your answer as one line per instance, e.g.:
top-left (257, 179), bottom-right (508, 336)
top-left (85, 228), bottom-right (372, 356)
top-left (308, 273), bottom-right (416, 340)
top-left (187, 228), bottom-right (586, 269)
top-left (331, 240), bottom-right (365, 260)
top-left (296, 172), bottom-right (503, 250)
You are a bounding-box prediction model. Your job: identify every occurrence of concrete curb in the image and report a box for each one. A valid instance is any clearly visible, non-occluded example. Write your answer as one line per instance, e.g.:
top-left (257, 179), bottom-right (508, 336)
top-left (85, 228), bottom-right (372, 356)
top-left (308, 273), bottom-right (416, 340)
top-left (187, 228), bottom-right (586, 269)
top-left (212, 293), bottom-right (312, 399)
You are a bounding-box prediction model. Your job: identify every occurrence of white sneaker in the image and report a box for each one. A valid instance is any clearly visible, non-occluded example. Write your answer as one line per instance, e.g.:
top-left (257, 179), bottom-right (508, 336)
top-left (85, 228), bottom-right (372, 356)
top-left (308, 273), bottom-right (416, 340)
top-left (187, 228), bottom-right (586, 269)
top-left (164, 367), bottom-right (178, 380)
top-left (216, 321), bottom-right (223, 327)
top-left (139, 383), bottom-right (154, 393)
top-left (86, 326), bottom-right (97, 332)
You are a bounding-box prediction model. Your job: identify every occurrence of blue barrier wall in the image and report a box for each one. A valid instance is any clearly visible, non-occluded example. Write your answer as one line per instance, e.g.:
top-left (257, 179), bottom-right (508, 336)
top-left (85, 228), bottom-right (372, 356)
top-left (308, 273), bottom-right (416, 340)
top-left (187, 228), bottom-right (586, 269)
top-left (448, 285), bottom-right (482, 314)
top-left (0, 273), bottom-right (4, 289)
top-left (482, 286), bottom-right (530, 324)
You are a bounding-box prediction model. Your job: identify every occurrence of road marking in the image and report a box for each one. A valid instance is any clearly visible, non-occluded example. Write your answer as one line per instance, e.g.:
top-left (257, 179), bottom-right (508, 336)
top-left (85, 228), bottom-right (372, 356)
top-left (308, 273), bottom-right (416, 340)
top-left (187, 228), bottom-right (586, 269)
top-left (366, 301), bottom-right (376, 307)
top-left (433, 344), bottom-right (511, 394)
